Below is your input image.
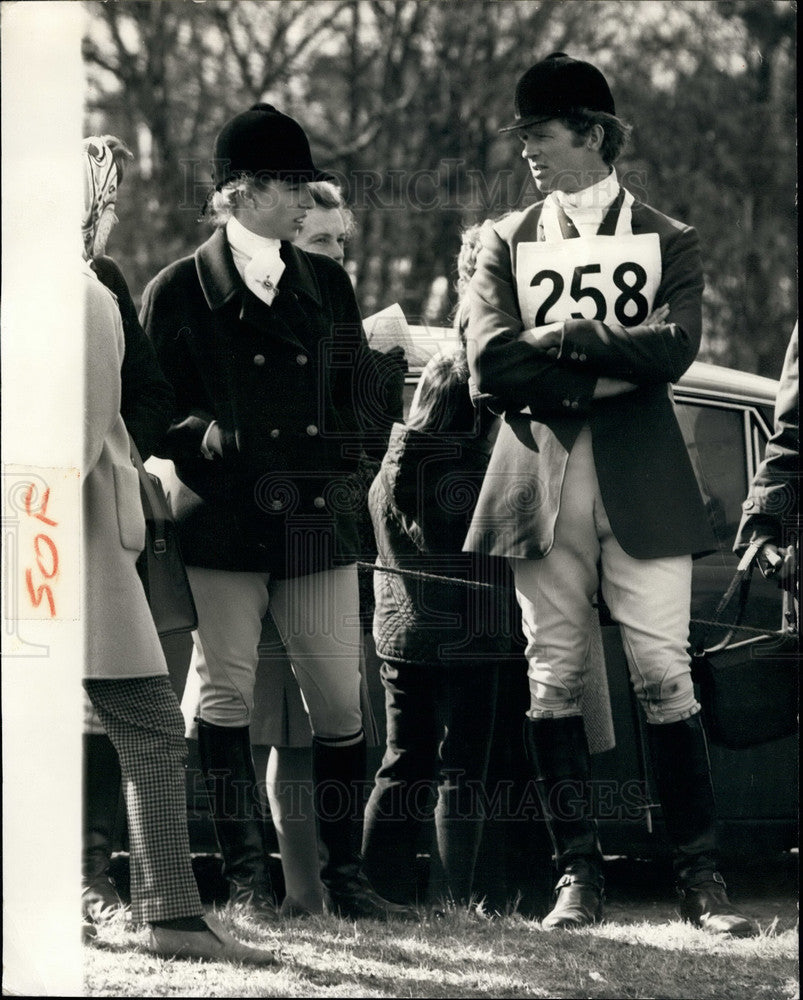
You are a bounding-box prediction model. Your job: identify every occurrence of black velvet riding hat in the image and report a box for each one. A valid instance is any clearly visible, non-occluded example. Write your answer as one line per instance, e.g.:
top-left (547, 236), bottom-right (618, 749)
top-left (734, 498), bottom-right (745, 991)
top-left (212, 103), bottom-right (330, 188)
top-left (499, 53), bottom-right (616, 133)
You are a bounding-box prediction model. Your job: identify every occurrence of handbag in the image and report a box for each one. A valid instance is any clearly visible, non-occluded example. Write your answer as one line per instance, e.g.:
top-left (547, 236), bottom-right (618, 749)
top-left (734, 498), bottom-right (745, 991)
top-left (691, 543), bottom-right (799, 750)
top-left (129, 438), bottom-right (198, 637)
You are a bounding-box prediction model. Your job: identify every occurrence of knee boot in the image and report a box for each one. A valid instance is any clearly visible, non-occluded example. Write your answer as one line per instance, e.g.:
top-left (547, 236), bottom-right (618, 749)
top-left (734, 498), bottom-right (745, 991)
top-left (312, 732), bottom-right (418, 921)
top-left (83, 733), bottom-right (124, 916)
top-left (196, 719), bottom-right (276, 921)
top-left (646, 713), bottom-right (757, 936)
top-left (524, 716), bottom-right (604, 929)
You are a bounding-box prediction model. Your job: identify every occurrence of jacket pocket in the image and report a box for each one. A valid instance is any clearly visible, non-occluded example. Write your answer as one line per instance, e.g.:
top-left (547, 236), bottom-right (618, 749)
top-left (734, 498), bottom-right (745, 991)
top-left (112, 462), bottom-right (147, 552)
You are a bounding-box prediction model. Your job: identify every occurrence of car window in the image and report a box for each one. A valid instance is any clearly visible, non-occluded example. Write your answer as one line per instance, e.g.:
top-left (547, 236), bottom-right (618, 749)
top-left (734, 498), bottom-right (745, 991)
top-left (675, 403), bottom-right (749, 547)
top-left (675, 399), bottom-right (782, 640)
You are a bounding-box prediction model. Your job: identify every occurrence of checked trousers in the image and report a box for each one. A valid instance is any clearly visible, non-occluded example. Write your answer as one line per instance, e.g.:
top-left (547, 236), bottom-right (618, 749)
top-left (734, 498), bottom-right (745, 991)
top-left (83, 676), bottom-right (203, 924)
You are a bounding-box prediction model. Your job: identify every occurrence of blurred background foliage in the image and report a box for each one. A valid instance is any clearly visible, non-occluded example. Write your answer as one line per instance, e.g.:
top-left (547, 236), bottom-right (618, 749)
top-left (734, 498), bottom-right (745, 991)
top-left (83, 0), bottom-right (796, 377)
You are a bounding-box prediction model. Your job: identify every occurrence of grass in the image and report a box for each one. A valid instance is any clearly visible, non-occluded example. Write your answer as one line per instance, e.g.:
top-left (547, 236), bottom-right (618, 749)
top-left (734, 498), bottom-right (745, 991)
top-left (84, 892), bottom-right (798, 999)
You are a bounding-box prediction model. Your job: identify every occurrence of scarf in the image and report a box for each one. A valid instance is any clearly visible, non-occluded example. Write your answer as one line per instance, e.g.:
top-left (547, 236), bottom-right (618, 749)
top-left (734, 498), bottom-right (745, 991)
top-left (82, 136), bottom-right (119, 258)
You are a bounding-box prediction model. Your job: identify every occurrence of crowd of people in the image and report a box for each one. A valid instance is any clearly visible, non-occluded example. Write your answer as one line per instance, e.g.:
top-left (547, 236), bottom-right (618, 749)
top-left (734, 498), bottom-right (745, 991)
top-left (82, 53), bottom-right (797, 965)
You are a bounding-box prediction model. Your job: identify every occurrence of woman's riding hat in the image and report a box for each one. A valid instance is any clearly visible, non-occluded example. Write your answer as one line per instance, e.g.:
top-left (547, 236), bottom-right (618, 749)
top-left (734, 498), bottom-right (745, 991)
top-left (499, 53), bottom-right (616, 133)
top-left (212, 103), bottom-right (330, 188)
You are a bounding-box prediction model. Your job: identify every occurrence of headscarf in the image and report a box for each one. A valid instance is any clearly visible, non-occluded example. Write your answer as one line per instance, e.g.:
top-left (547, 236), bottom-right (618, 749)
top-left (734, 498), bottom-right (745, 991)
top-left (82, 136), bottom-right (119, 258)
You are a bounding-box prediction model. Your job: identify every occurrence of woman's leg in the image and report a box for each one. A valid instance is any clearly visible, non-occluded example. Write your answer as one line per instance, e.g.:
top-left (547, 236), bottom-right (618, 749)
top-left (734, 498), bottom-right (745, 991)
top-left (270, 566), bottom-right (416, 919)
top-left (431, 661), bottom-right (499, 906)
top-left (265, 746), bottom-right (324, 914)
top-left (362, 660), bottom-right (440, 905)
top-left (83, 676), bottom-right (203, 924)
top-left (186, 567), bottom-right (276, 918)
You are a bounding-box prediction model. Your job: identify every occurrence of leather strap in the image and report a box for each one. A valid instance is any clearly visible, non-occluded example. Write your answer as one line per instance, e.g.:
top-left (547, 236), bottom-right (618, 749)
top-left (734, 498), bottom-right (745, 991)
top-left (695, 542), bottom-right (762, 655)
top-left (128, 437), bottom-right (167, 553)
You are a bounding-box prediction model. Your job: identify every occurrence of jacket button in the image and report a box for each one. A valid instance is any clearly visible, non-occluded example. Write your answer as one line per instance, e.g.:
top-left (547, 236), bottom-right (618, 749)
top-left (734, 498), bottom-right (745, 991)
top-left (313, 496), bottom-right (326, 509)
top-left (253, 354), bottom-right (266, 366)
top-left (306, 424), bottom-right (319, 436)
top-left (579, 353), bottom-right (587, 361)
top-left (570, 351), bottom-right (579, 360)
top-left (562, 399), bottom-right (571, 407)
top-left (571, 401), bottom-right (579, 409)
top-left (296, 354), bottom-right (308, 365)
top-left (742, 499), bottom-right (756, 510)
top-left (270, 428), bottom-right (280, 438)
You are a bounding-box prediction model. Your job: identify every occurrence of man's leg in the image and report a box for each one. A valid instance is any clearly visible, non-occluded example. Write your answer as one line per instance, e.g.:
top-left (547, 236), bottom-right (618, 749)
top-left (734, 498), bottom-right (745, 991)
top-left (187, 567), bottom-right (277, 920)
top-left (511, 427), bottom-right (605, 929)
top-left (598, 507), bottom-right (757, 937)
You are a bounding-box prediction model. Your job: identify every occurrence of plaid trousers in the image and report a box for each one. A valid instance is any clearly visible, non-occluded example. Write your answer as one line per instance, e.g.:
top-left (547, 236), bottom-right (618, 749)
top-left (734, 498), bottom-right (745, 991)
top-left (83, 676), bottom-right (203, 923)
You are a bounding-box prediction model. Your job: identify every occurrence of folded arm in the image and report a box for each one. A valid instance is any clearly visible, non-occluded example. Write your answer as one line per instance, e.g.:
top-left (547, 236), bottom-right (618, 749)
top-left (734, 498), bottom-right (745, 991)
top-left (467, 225), bottom-right (599, 416)
top-left (557, 224), bottom-right (704, 384)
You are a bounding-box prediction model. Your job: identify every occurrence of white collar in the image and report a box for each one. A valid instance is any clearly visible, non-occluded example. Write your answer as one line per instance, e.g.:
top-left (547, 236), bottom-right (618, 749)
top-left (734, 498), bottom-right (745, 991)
top-left (226, 215), bottom-right (281, 262)
top-left (554, 168), bottom-right (619, 213)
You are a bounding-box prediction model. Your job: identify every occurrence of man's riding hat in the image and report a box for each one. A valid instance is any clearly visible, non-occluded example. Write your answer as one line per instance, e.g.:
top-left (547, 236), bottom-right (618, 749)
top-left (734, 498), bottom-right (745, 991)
top-left (499, 53), bottom-right (615, 133)
top-left (212, 103), bottom-right (331, 188)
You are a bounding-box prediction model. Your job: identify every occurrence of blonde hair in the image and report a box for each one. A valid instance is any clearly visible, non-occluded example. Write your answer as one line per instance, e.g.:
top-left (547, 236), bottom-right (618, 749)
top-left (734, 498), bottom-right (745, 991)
top-left (206, 175), bottom-right (257, 227)
top-left (308, 181), bottom-right (356, 239)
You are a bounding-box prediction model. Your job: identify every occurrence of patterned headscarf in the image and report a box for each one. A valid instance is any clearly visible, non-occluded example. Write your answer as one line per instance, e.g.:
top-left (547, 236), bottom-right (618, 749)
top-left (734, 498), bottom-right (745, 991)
top-left (82, 136), bottom-right (119, 258)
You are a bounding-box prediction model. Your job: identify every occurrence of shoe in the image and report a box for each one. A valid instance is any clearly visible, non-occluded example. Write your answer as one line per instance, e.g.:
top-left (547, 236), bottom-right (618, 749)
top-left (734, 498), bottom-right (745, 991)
top-left (541, 874), bottom-right (603, 930)
top-left (229, 880), bottom-right (279, 924)
top-left (82, 874), bottom-right (124, 916)
top-left (279, 896), bottom-right (323, 918)
top-left (324, 872), bottom-right (419, 922)
top-left (679, 874), bottom-right (758, 937)
top-left (146, 912), bottom-right (281, 966)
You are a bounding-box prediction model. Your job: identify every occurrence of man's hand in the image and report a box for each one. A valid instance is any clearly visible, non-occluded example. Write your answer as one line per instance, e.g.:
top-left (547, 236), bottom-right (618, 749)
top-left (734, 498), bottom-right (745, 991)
top-left (201, 421), bottom-right (224, 459)
top-left (758, 542), bottom-right (797, 583)
top-left (519, 321), bottom-right (563, 356)
top-left (606, 301), bottom-right (671, 336)
top-left (594, 377), bottom-right (638, 398)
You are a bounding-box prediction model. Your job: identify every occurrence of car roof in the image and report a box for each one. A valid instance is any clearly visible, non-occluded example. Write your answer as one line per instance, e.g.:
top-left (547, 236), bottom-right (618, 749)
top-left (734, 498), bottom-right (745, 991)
top-left (402, 326), bottom-right (779, 407)
top-left (675, 361), bottom-right (778, 406)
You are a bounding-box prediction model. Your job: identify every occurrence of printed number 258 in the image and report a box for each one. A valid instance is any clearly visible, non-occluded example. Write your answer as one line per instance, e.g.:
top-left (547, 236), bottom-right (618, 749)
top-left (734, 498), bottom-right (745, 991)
top-left (530, 262), bottom-right (649, 326)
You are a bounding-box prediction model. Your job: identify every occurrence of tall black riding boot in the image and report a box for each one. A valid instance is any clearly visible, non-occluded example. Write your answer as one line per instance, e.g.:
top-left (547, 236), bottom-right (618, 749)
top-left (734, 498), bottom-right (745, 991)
top-left (312, 733), bottom-right (418, 921)
top-left (83, 733), bottom-right (125, 917)
top-left (524, 716), bottom-right (604, 929)
top-left (197, 719), bottom-right (276, 922)
top-left (646, 713), bottom-right (757, 937)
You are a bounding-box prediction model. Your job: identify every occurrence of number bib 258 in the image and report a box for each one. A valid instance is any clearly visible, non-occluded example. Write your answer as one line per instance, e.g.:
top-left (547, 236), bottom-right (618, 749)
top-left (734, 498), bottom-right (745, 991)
top-left (516, 233), bottom-right (662, 328)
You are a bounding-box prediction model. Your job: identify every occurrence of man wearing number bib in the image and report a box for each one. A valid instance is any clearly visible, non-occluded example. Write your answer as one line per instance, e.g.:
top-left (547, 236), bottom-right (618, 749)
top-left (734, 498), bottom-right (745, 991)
top-left (465, 53), bottom-right (756, 936)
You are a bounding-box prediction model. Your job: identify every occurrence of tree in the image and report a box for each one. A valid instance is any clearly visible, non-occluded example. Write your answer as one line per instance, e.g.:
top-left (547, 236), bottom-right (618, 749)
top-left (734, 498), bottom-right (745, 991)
top-left (83, 0), bottom-right (796, 376)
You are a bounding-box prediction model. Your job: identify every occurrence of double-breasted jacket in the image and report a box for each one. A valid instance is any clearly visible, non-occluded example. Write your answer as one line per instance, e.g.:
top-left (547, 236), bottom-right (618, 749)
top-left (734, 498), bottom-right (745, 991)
top-left (141, 228), bottom-right (378, 578)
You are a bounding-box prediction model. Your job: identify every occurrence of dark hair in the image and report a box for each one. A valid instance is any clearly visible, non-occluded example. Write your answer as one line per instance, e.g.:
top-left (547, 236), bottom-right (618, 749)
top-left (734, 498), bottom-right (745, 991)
top-left (560, 109), bottom-right (631, 165)
top-left (406, 352), bottom-right (476, 434)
